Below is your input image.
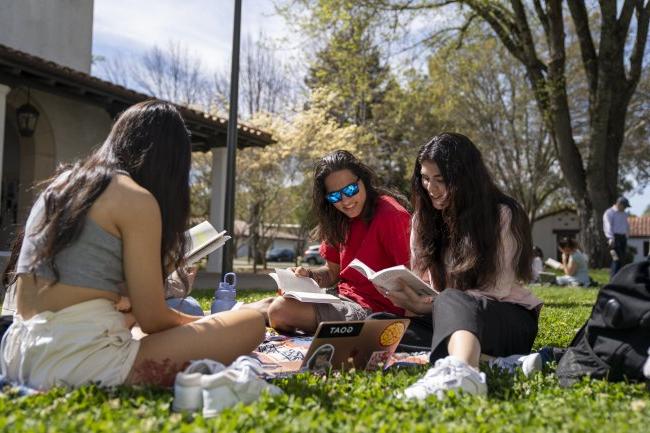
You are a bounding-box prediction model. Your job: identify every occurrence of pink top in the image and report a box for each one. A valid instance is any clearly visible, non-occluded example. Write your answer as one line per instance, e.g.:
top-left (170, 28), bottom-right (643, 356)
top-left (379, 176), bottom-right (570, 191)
top-left (411, 206), bottom-right (543, 313)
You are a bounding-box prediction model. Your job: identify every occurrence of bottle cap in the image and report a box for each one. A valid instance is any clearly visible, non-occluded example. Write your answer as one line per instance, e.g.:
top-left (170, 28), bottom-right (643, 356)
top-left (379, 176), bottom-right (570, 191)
top-left (218, 272), bottom-right (237, 291)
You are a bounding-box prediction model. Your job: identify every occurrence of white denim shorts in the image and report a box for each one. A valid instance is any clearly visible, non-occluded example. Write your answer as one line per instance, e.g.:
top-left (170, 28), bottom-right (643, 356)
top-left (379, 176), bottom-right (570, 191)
top-left (0, 298), bottom-right (140, 390)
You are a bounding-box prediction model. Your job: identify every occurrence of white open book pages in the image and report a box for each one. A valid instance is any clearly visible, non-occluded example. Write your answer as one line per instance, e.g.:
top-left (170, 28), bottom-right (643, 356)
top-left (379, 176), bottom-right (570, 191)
top-left (348, 259), bottom-right (438, 297)
top-left (269, 268), bottom-right (341, 304)
top-left (545, 257), bottom-right (563, 270)
top-left (185, 221), bottom-right (231, 265)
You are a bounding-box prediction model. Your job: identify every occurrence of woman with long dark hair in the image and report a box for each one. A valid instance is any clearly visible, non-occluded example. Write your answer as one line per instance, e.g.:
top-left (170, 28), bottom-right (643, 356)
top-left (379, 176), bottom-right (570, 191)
top-left (257, 150), bottom-right (411, 333)
top-left (0, 100), bottom-right (264, 390)
top-left (554, 237), bottom-right (590, 286)
top-left (389, 133), bottom-right (542, 399)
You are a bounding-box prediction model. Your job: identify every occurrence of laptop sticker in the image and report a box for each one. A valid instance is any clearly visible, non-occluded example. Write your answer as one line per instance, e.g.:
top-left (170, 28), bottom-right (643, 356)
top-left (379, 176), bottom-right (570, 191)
top-left (317, 322), bottom-right (364, 338)
top-left (306, 344), bottom-right (334, 373)
top-left (365, 350), bottom-right (391, 371)
top-left (379, 322), bottom-right (405, 347)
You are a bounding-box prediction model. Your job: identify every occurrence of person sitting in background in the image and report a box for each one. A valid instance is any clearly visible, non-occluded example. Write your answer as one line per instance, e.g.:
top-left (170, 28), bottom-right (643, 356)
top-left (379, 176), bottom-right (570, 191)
top-left (554, 237), bottom-right (591, 287)
top-left (531, 246), bottom-right (544, 283)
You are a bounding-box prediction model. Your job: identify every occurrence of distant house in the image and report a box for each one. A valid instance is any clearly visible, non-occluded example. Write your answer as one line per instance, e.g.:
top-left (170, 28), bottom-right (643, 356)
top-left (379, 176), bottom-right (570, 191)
top-left (232, 220), bottom-right (303, 258)
top-left (533, 209), bottom-right (650, 263)
top-left (531, 209), bottom-right (580, 260)
top-left (629, 216), bottom-right (650, 261)
top-left (0, 0), bottom-right (273, 274)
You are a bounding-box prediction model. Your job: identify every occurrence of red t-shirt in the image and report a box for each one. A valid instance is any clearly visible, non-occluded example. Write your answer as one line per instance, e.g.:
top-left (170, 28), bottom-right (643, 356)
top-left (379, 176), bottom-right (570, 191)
top-left (320, 195), bottom-right (411, 315)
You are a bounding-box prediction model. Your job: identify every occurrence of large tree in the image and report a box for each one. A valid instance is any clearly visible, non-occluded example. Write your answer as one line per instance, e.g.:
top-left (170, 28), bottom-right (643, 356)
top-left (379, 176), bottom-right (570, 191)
top-left (213, 33), bottom-right (298, 119)
top-left (425, 36), bottom-right (566, 222)
top-left (285, 0), bottom-right (650, 265)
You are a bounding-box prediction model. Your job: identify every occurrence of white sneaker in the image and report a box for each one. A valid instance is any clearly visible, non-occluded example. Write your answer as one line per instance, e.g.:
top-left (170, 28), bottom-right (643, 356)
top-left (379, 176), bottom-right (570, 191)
top-left (201, 356), bottom-right (282, 418)
top-left (402, 356), bottom-right (487, 400)
top-left (172, 359), bottom-right (226, 413)
top-left (643, 348), bottom-right (650, 379)
top-left (489, 353), bottom-right (543, 377)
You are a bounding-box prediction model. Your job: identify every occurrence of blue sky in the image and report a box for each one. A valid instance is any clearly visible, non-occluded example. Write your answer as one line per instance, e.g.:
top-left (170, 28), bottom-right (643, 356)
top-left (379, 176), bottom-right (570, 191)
top-left (91, 0), bottom-right (650, 215)
top-left (92, 0), bottom-right (296, 73)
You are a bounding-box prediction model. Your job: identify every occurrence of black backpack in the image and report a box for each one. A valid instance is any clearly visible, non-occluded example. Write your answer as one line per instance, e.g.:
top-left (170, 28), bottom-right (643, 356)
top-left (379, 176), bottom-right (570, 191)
top-left (556, 261), bottom-right (650, 387)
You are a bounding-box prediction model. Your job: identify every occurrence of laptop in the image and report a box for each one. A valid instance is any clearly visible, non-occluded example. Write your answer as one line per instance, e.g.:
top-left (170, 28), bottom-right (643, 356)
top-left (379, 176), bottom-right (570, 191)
top-left (300, 318), bottom-right (410, 373)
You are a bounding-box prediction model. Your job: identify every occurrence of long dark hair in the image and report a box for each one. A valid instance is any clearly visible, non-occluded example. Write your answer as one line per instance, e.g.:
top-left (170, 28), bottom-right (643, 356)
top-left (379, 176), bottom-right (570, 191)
top-left (23, 100), bottom-right (192, 286)
top-left (312, 150), bottom-right (407, 246)
top-left (558, 237), bottom-right (580, 251)
top-left (1, 229), bottom-right (23, 290)
top-left (410, 133), bottom-right (532, 291)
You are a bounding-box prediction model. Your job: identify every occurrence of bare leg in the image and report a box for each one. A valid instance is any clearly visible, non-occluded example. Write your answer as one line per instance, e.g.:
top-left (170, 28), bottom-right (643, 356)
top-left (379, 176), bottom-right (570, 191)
top-left (125, 309), bottom-right (265, 386)
top-left (447, 330), bottom-right (481, 369)
top-left (267, 297), bottom-right (318, 334)
top-left (241, 296), bottom-right (275, 325)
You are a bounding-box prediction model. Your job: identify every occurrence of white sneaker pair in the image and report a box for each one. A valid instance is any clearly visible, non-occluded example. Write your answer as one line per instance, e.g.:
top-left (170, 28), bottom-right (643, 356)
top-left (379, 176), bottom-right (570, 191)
top-left (488, 352), bottom-right (543, 377)
top-left (172, 356), bottom-right (282, 417)
top-left (402, 356), bottom-right (487, 400)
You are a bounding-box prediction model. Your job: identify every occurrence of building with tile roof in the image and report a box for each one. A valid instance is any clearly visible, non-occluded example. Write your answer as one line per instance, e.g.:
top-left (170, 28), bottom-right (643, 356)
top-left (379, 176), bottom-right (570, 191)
top-left (0, 0), bottom-right (274, 275)
top-left (629, 216), bottom-right (650, 261)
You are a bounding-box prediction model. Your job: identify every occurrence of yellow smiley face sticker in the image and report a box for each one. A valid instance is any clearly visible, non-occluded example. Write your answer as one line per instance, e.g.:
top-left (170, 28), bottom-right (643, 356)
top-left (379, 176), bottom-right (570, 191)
top-left (379, 322), bottom-right (405, 347)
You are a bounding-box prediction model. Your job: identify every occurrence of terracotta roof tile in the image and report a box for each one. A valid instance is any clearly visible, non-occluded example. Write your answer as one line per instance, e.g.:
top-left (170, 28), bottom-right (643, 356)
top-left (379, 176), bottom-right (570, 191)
top-left (629, 216), bottom-right (650, 238)
top-left (0, 43), bottom-right (274, 147)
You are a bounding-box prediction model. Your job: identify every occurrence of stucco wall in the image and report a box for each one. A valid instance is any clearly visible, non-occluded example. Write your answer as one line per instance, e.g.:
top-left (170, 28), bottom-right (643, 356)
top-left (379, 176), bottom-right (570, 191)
top-left (531, 211), bottom-right (580, 259)
top-left (0, 0), bottom-right (94, 73)
top-left (34, 91), bottom-right (112, 165)
top-left (629, 238), bottom-right (650, 262)
top-left (5, 89), bottom-right (111, 222)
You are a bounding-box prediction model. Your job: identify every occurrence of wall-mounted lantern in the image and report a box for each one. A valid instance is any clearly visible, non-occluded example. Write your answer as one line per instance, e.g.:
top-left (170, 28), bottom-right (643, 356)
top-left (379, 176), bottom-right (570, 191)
top-left (16, 89), bottom-right (39, 137)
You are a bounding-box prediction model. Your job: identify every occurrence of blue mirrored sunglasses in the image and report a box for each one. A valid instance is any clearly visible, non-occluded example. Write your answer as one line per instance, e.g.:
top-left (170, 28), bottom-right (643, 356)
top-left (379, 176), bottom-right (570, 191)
top-left (326, 181), bottom-right (360, 204)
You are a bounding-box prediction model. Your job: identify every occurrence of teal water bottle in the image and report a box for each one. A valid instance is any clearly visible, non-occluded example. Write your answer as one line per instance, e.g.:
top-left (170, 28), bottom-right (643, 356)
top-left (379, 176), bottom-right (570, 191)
top-left (210, 272), bottom-right (237, 314)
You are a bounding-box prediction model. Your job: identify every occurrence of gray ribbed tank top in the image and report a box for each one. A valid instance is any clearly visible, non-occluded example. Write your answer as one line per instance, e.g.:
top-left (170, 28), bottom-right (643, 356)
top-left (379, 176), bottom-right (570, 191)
top-left (15, 176), bottom-right (126, 294)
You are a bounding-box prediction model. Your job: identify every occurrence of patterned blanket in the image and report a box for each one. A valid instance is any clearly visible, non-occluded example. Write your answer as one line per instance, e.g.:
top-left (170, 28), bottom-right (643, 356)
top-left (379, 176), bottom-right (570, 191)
top-left (251, 328), bottom-right (430, 376)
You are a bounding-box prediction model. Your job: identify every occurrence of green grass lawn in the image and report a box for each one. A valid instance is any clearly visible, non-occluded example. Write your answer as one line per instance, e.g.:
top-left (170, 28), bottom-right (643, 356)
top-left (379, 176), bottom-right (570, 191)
top-left (2, 269), bottom-right (649, 433)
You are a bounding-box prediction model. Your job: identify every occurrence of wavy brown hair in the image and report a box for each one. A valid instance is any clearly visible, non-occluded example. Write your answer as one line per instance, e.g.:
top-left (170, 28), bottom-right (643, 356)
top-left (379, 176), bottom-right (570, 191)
top-left (312, 150), bottom-right (408, 246)
top-left (411, 133), bottom-right (532, 291)
top-left (21, 100), bottom-right (192, 287)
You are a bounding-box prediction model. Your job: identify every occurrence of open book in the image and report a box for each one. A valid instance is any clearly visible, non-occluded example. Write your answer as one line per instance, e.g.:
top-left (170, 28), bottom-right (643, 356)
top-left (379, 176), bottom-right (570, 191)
top-left (348, 259), bottom-right (438, 297)
top-left (269, 268), bottom-right (341, 304)
top-left (185, 221), bottom-right (231, 265)
top-left (545, 257), bottom-right (563, 270)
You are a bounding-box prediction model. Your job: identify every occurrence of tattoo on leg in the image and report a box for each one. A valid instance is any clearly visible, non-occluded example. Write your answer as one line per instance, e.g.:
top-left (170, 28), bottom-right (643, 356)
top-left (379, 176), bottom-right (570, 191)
top-left (130, 358), bottom-right (188, 387)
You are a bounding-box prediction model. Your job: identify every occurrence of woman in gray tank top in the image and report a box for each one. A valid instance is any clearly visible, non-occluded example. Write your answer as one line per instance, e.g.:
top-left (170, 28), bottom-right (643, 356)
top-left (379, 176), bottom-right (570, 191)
top-left (1, 100), bottom-right (265, 390)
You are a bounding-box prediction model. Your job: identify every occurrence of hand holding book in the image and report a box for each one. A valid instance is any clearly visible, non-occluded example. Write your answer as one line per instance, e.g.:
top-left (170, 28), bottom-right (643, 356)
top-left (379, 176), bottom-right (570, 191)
top-left (545, 257), bottom-right (563, 270)
top-left (384, 282), bottom-right (435, 315)
top-left (185, 221), bottom-right (231, 265)
top-left (269, 268), bottom-right (341, 304)
top-left (347, 259), bottom-right (437, 298)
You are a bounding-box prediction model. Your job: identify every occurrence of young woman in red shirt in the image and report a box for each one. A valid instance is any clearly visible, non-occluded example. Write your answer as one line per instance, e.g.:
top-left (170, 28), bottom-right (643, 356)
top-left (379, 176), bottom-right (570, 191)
top-left (258, 150), bottom-right (411, 334)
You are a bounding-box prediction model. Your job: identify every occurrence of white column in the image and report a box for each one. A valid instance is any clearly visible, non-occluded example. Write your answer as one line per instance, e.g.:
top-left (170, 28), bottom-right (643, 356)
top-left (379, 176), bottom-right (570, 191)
top-left (206, 147), bottom-right (228, 273)
top-left (0, 84), bottom-right (11, 196)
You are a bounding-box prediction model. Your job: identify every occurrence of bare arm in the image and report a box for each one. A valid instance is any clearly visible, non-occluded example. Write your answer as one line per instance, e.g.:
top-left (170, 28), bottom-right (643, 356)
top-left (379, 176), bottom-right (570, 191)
top-left (293, 261), bottom-right (340, 288)
top-left (562, 253), bottom-right (577, 276)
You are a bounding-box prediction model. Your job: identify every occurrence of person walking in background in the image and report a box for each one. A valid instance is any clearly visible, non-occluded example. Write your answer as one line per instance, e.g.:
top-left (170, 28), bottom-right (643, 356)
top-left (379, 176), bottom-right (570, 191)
top-left (603, 197), bottom-right (630, 278)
